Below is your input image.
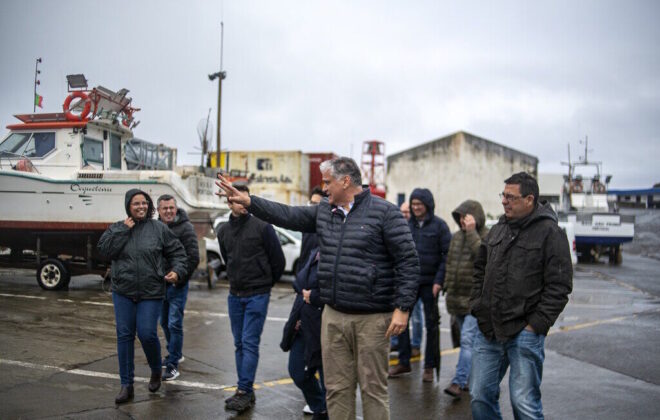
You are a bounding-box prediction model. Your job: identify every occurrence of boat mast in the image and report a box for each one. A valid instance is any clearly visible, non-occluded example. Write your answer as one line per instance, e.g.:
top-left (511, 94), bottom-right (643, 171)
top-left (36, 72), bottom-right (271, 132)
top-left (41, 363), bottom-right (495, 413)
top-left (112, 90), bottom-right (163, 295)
top-left (33, 57), bottom-right (42, 112)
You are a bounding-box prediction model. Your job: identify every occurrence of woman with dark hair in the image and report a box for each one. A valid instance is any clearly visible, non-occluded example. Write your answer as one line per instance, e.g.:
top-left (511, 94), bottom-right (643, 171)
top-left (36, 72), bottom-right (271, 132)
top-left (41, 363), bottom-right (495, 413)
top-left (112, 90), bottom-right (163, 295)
top-left (98, 189), bottom-right (187, 404)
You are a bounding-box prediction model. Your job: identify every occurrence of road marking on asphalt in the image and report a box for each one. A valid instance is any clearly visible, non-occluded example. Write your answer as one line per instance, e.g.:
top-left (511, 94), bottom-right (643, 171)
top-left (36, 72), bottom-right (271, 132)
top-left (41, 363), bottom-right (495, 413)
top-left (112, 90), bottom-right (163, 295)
top-left (0, 293), bottom-right (45, 300)
top-left (0, 358), bottom-right (234, 391)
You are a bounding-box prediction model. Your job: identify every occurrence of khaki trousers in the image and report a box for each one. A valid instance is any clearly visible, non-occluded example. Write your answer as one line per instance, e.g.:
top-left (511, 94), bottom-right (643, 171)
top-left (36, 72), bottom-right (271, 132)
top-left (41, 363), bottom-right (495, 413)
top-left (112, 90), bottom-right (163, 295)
top-left (321, 305), bottom-right (391, 420)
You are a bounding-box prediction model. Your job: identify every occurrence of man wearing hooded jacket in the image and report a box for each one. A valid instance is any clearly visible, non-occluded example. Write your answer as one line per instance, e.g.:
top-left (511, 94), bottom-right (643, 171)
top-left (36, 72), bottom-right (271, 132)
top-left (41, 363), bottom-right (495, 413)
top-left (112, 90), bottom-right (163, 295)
top-left (469, 172), bottom-right (572, 420)
top-left (388, 188), bottom-right (452, 383)
top-left (157, 194), bottom-right (200, 381)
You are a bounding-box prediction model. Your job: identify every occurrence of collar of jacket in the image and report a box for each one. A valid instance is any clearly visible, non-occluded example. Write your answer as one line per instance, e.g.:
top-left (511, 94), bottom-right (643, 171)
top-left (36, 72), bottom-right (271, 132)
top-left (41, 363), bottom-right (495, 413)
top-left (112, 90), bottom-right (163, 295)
top-left (330, 188), bottom-right (370, 217)
top-left (229, 213), bottom-right (251, 226)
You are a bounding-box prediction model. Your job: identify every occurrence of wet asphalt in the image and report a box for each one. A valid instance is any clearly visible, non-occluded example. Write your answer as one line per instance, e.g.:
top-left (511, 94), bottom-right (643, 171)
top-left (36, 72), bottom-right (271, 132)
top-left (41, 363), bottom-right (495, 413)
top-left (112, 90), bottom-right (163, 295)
top-left (1, 254), bottom-right (660, 419)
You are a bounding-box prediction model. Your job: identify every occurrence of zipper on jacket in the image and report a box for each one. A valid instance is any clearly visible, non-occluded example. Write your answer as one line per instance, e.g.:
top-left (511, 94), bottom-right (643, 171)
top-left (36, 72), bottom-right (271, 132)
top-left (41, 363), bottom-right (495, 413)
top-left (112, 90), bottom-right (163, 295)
top-left (331, 213), bottom-right (348, 306)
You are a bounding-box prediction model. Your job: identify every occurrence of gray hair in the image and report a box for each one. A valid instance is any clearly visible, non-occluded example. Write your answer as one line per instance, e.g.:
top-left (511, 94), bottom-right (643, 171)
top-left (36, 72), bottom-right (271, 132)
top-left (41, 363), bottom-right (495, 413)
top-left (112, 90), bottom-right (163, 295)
top-left (157, 194), bottom-right (177, 206)
top-left (319, 157), bottom-right (362, 187)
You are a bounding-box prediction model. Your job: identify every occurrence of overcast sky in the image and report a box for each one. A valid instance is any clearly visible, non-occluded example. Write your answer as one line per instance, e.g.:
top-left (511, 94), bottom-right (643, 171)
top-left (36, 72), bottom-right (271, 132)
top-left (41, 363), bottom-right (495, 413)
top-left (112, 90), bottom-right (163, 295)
top-left (1, 0), bottom-right (658, 188)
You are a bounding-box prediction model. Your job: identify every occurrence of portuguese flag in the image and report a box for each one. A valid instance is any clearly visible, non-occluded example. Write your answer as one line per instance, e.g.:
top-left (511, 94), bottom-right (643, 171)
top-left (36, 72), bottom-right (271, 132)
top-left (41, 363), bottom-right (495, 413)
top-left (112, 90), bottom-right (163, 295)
top-left (34, 93), bottom-right (43, 108)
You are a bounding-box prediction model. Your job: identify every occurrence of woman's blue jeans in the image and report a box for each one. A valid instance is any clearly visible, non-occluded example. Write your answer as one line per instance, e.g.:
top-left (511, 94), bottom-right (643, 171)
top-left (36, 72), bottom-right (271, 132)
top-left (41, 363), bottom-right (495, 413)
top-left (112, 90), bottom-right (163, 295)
top-left (288, 333), bottom-right (327, 414)
top-left (470, 328), bottom-right (546, 420)
top-left (112, 292), bottom-right (163, 386)
top-left (228, 292), bottom-right (270, 393)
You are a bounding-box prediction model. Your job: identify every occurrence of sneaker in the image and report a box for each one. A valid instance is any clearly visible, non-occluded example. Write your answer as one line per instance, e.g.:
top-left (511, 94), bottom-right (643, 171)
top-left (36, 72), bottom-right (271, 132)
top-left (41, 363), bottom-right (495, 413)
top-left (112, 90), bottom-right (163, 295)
top-left (162, 355), bottom-right (185, 365)
top-left (387, 363), bottom-right (412, 378)
top-left (225, 390), bottom-right (240, 404)
top-left (225, 389), bottom-right (256, 413)
top-left (444, 382), bottom-right (462, 398)
top-left (411, 347), bottom-right (421, 358)
top-left (303, 404), bottom-right (314, 415)
top-left (312, 412), bottom-right (329, 420)
top-left (163, 364), bottom-right (180, 381)
top-left (178, 355), bottom-right (185, 363)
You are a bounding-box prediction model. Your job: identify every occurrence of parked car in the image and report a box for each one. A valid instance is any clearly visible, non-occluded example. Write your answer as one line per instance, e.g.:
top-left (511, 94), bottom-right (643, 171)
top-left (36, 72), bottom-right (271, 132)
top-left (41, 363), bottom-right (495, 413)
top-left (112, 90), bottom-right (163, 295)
top-left (205, 216), bottom-right (302, 278)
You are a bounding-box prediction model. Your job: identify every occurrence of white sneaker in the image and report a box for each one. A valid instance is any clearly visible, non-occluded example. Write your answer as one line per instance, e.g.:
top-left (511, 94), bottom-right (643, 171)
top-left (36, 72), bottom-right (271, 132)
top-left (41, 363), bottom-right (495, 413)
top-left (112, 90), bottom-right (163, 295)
top-left (302, 404), bottom-right (313, 415)
top-left (179, 355), bottom-right (185, 363)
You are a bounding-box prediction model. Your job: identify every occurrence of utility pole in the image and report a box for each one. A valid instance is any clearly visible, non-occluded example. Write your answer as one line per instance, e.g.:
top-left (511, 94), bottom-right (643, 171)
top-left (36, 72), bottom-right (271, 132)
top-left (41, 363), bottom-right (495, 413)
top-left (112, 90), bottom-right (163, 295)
top-left (33, 57), bottom-right (42, 112)
top-left (208, 22), bottom-right (227, 170)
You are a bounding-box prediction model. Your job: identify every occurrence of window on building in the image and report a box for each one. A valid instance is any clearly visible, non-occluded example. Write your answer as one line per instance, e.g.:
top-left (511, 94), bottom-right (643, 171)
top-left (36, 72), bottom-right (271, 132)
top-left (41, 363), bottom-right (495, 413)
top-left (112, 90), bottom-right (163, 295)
top-left (257, 158), bottom-right (272, 171)
top-left (397, 193), bottom-right (405, 206)
top-left (83, 137), bottom-right (104, 164)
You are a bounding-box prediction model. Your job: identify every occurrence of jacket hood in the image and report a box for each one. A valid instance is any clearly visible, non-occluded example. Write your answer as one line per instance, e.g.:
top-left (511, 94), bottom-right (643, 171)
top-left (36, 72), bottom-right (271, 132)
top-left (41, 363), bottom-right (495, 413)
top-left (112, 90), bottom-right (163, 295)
top-left (409, 188), bottom-right (435, 216)
top-left (452, 200), bottom-right (486, 230)
top-left (124, 188), bottom-right (155, 219)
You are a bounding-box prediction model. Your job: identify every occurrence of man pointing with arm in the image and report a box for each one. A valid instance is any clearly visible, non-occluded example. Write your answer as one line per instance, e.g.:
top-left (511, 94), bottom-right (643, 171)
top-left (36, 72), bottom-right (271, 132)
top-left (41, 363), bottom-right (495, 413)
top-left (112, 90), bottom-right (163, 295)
top-left (216, 157), bottom-right (419, 420)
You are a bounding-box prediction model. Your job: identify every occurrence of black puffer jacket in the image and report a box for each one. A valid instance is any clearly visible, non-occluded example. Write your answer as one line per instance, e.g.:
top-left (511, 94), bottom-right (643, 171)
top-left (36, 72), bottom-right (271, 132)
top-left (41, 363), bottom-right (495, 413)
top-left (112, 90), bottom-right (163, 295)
top-left (469, 202), bottom-right (573, 342)
top-left (408, 188), bottom-right (452, 287)
top-left (98, 189), bottom-right (188, 300)
top-left (160, 208), bottom-right (200, 287)
top-left (444, 200), bottom-right (489, 316)
top-left (249, 188), bottom-right (420, 313)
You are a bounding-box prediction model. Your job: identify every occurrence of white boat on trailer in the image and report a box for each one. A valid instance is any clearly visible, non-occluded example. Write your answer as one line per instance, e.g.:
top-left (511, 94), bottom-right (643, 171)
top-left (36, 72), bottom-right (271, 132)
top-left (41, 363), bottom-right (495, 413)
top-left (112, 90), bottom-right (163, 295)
top-left (556, 139), bottom-right (634, 264)
top-left (0, 74), bottom-right (228, 289)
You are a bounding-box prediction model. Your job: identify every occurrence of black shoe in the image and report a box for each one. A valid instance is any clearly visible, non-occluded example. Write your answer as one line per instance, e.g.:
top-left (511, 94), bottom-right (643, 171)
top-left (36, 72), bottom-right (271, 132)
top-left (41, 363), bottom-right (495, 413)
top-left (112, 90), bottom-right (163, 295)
top-left (225, 390), bottom-right (255, 413)
top-left (115, 385), bottom-right (134, 404)
top-left (148, 371), bottom-right (162, 392)
top-left (312, 412), bottom-right (329, 420)
top-left (225, 390), bottom-right (240, 404)
top-left (163, 364), bottom-right (180, 381)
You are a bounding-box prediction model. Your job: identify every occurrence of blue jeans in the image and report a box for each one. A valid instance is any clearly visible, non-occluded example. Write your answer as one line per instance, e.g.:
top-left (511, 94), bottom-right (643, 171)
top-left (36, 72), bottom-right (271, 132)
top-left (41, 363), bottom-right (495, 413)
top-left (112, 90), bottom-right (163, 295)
top-left (112, 292), bottom-right (163, 386)
top-left (470, 328), bottom-right (546, 420)
top-left (288, 333), bottom-right (326, 414)
top-left (160, 283), bottom-right (189, 368)
top-left (228, 292), bottom-right (270, 393)
top-left (451, 314), bottom-right (478, 387)
top-left (398, 284), bottom-right (439, 368)
top-left (411, 299), bottom-right (424, 349)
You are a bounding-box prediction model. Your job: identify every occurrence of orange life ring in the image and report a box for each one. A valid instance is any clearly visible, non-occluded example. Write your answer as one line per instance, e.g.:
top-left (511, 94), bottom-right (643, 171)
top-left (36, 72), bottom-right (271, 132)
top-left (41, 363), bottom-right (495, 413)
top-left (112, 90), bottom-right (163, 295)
top-left (62, 91), bottom-right (92, 121)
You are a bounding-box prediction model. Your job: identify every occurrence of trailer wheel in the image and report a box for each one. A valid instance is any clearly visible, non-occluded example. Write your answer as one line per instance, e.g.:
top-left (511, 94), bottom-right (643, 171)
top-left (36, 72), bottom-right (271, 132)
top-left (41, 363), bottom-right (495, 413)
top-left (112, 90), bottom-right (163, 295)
top-left (37, 259), bottom-right (71, 290)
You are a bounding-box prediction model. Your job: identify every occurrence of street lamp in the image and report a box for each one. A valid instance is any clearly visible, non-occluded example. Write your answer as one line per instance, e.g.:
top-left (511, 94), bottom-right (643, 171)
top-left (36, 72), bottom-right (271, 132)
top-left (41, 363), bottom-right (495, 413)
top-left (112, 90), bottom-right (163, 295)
top-left (209, 21), bottom-right (227, 171)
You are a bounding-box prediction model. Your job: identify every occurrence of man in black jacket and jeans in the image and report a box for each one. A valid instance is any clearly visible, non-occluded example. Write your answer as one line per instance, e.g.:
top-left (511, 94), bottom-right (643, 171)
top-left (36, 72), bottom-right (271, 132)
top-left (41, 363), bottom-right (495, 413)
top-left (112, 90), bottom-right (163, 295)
top-left (388, 188), bottom-right (451, 383)
top-left (157, 195), bottom-right (200, 381)
top-left (216, 157), bottom-right (419, 420)
top-left (469, 172), bottom-right (573, 420)
top-left (217, 184), bottom-right (285, 414)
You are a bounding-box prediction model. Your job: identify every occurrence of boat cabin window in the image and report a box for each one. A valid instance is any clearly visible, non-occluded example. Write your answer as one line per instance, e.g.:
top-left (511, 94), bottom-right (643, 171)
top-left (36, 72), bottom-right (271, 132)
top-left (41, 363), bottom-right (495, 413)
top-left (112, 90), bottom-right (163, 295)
top-left (83, 137), bottom-right (104, 164)
top-left (0, 132), bottom-right (55, 158)
top-left (110, 133), bottom-right (122, 169)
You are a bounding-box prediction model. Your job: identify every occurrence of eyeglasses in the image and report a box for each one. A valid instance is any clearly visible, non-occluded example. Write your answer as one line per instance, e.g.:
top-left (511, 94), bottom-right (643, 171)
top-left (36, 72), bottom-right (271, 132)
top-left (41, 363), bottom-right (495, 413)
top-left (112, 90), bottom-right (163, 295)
top-left (499, 193), bottom-right (523, 202)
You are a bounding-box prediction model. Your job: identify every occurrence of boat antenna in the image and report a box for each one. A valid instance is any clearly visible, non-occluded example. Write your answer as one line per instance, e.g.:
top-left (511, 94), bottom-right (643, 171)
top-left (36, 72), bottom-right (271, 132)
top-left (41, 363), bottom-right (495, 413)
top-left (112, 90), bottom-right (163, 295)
top-left (33, 57), bottom-right (42, 112)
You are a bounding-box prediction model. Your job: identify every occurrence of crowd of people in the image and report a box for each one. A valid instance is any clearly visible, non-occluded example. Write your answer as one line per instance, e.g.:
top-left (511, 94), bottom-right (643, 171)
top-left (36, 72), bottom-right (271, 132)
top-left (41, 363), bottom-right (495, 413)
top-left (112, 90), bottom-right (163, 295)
top-left (98, 157), bottom-right (573, 420)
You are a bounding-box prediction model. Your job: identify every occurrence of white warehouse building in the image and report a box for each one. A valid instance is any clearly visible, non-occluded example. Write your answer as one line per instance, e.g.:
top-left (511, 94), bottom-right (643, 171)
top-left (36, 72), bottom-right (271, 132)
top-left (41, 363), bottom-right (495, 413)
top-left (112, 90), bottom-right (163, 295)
top-left (386, 131), bottom-right (538, 224)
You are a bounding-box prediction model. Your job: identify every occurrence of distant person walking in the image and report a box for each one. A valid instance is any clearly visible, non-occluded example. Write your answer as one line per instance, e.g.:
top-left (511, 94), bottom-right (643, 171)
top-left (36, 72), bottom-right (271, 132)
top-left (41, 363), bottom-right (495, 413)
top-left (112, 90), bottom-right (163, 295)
top-left (156, 194), bottom-right (200, 381)
top-left (216, 157), bottom-right (419, 420)
top-left (443, 199), bottom-right (488, 398)
top-left (388, 188), bottom-right (451, 383)
top-left (98, 189), bottom-right (187, 404)
top-left (469, 172), bottom-right (573, 419)
top-left (217, 184), bottom-right (285, 414)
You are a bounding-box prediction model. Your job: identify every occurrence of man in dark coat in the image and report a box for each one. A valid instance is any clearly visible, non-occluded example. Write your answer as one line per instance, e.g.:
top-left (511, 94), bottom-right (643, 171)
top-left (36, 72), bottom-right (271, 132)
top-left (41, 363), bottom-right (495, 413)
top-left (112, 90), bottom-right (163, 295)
top-left (388, 188), bottom-right (452, 383)
top-left (469, 172), bottom-right (573, 420)
top-left (157, 194), bottom-right (200, 381)
top-left (217, 184), bottom-right (285, 414)
top-left (216, 157), bottom-right (419, 420)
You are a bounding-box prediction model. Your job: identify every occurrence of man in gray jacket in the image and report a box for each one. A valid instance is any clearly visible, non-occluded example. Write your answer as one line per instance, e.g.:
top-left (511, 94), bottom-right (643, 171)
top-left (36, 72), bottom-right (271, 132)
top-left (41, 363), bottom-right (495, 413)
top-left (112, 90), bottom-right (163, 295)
top-left (469, 172), bottom-right (573, 420)
top-left (216, 157), bottom-right (419, 420)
